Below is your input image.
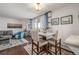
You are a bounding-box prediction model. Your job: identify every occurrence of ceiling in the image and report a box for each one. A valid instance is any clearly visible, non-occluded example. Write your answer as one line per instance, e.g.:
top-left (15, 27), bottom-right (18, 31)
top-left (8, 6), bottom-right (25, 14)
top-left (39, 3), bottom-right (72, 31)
top-left (0, 3), bottom-right (71, 20)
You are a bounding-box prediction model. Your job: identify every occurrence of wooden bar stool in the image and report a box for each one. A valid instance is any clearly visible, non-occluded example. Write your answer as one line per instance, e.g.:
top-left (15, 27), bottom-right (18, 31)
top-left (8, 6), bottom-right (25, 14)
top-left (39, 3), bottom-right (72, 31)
top-left (47, 31), bottom-right (61, 55)
top-left (31, 30), bottom-right (48, 55)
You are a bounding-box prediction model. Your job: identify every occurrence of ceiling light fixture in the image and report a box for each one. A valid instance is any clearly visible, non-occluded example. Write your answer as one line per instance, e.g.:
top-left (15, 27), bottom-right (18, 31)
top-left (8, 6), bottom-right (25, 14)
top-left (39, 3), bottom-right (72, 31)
top-left (34, 3), bottom-right (41, 11)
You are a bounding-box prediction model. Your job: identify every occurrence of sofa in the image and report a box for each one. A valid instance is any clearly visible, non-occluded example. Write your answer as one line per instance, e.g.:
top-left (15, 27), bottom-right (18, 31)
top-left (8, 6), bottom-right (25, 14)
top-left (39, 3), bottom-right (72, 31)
top-left (0, 30), bottom-right (13, 44)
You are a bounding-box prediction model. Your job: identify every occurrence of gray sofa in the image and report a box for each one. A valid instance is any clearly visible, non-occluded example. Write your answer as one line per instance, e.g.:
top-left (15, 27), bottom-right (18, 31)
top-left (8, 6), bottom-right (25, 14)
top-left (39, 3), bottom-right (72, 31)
top-left (0, 30), bottom-right (13, 44)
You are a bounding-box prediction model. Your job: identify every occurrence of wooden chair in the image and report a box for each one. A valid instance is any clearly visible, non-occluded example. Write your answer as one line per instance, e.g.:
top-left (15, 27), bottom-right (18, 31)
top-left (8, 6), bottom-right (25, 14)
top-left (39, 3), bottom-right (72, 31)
top-left (47, 31), bottom-right (61, 55)
top-left (31, 30), bottom-right (48, 55)
top-left (47, 29), bottom-right (75, 55)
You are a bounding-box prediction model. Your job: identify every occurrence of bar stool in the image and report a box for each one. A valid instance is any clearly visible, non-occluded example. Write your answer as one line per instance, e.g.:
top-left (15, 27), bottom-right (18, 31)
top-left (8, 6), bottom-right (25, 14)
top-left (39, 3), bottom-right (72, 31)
top-left (47, 31), bottom-right (61, 55)
top-left (31, 30), bottom-right (48, 55)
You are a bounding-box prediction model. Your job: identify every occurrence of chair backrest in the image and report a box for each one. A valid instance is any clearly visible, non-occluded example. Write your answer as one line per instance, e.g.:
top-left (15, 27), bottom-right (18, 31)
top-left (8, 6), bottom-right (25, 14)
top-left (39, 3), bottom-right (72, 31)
top-left (31, 30), bottom-right (39, 42)
top-left (54, 31), bottom-right (58, 40)
top-left (55, 30), bottom-right (62, 41)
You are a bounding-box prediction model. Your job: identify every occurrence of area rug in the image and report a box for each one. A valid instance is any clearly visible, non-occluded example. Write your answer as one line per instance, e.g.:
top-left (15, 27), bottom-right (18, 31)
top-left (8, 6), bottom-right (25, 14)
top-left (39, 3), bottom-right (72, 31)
top-left (24, 44), bottom-right (39, 55)
top-left (0, 38), bottom-right (28, 51)
top-left (24, 44), bottom-right (53, 55)
top-left (24, 44), bottom-right (73, 55)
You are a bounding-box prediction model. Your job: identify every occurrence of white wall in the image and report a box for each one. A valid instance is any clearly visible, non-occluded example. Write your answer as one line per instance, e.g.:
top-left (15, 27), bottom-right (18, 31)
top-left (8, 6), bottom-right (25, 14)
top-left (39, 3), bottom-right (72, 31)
top-left (0, 17), bottom-right (26, 34)
top-left (51, 4), bottom-right (79, 41)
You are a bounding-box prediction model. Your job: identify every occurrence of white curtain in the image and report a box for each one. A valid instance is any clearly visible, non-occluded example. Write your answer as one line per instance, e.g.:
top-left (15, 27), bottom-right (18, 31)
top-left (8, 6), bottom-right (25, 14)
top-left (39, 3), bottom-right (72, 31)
top-left (40, 14), bottom-right (48, 29)
top-left (32, 13), bottom-right (48, 30)
top-left (32, 19), bottom-right (38, 30)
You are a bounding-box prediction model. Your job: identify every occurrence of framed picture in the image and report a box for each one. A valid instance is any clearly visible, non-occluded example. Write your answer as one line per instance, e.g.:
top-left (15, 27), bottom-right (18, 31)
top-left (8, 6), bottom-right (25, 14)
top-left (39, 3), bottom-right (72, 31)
top-left (7, 23), bottom-right (22, 28)
top-left (61, 15), bottom-right (73, 25)
top-left (51, 18), bottom-right (59, 25)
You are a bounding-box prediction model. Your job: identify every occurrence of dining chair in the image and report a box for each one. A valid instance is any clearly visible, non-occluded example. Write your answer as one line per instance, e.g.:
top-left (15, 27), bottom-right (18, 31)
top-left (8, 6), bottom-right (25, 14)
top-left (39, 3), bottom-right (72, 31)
top-left (47, 31), bottom-right (61, 55)
top-left (31, 30), bottom-right (48, 55)
top-left (47, 29), bottom-right (75, 55)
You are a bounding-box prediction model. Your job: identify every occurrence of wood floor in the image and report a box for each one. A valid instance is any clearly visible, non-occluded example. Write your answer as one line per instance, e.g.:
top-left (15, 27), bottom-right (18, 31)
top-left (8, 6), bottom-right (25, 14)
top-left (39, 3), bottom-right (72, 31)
top-left (0, 46), bottom-right (29, 55)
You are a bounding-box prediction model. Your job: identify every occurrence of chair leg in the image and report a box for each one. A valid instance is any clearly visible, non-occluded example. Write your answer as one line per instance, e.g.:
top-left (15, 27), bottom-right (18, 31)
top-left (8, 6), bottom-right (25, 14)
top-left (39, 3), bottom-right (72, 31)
top-left (37, 42), bottom-right (39, 55)
top-left (47, 43), bottom-right (49, 54)
top-left (32, 41), bottom-right (33, 55)
top-left (46, 44), bottom-right (49, 55)
top-left (55, 40), bottom-right (57, 55)
top-left (59, 39), bottom-right (61, 55)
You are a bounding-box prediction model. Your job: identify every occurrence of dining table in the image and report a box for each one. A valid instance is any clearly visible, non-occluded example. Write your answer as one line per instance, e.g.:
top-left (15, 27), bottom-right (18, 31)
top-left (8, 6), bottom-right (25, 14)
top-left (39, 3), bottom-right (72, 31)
top-left (38, 32), bottom-right (55, 40)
